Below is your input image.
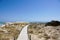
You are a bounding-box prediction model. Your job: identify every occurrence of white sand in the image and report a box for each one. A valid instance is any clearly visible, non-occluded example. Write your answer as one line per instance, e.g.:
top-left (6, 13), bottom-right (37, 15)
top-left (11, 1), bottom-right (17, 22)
top-left (17, 25), bottom-right (29, 40)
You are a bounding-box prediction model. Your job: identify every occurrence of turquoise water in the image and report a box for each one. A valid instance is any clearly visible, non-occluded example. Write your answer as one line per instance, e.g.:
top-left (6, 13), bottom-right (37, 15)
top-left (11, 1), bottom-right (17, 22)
top-left (0, 22), bottom-right (5, 26)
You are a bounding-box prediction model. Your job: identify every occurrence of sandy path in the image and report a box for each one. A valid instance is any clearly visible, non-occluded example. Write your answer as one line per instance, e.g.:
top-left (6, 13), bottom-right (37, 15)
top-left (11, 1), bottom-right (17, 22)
top-left (17, 25), bottom-right (29, 40)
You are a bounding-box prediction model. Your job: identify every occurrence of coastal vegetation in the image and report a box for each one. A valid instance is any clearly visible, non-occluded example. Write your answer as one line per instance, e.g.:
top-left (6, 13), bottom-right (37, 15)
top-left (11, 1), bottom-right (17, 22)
top-left (28, 21), bottom-right (60, 40)
top-left (0, 22), bottom-right (28, 40)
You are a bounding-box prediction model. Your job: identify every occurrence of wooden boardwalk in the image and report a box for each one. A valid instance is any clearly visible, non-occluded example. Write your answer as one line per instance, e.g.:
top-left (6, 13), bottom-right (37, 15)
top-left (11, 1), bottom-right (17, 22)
top-left (17, 25), bottom-right (29, 40)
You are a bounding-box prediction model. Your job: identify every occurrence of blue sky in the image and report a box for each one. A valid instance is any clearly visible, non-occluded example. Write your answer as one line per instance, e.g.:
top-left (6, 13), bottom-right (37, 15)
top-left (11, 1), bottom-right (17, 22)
top-left (0, 0), bottom-right (60, 22)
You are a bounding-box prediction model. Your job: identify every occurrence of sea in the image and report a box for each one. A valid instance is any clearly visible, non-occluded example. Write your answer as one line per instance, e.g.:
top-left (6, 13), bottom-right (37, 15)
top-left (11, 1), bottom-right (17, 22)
top-left (0, 22), bottom-right (5, 26)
